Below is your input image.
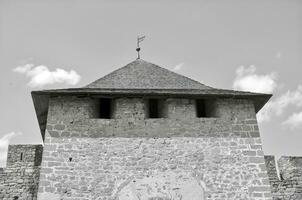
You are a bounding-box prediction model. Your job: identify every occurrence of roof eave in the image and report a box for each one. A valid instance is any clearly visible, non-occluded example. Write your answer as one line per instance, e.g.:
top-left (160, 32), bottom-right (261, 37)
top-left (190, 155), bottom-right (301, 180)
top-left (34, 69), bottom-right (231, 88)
top-left (31, 92), bottom-right (49, 141)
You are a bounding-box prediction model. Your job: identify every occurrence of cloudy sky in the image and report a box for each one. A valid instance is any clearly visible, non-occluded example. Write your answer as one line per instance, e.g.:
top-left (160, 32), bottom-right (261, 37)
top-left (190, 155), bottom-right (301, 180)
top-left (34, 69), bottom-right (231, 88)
top-left (0, 0), bottom-right (301, 166)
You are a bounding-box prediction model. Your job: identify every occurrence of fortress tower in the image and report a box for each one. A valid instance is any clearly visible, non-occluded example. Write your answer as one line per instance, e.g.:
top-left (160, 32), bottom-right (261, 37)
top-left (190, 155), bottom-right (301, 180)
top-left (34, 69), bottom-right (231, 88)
top-left (31, 59), bottom-right (273, 199)
top-left (0, 145), bottom-right (43, 199)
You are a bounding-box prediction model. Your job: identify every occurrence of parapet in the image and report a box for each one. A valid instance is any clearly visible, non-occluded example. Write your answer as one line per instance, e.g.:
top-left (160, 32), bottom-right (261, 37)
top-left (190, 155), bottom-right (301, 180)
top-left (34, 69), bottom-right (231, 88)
top-left (0, 144), bottom-right (43, 199)
top-left (264, 155), bottom-right (302, 199)
top-left (6, 144), bottom-right (43, 168)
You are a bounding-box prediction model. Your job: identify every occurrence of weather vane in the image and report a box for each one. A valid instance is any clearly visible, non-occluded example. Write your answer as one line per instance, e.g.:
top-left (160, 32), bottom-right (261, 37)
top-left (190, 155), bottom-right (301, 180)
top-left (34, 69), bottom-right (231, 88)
top-left (136, 35), bottom-right (146, 59)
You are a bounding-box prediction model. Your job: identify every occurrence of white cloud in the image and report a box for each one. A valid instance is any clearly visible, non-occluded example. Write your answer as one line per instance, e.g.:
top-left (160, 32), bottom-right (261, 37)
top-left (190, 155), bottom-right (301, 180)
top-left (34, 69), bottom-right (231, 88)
top-left (172, 63), bottom-right (184, 71)
top-left (232, 65), bottom-right (302, 123)
top-left (233, 65), bottom-right (302, 126)
top-left (257, 85), bottom-right (302, 122)
top-left (283, 112), bottom-right (302, 129)
top-left (13, 64), bottom-right (81, 88)
top-left (233, 65), bottom-right (277, 93)
top-left (0, 132), bottom-right (22, 167)
top-left (14, 64), bottom-right (33, 73)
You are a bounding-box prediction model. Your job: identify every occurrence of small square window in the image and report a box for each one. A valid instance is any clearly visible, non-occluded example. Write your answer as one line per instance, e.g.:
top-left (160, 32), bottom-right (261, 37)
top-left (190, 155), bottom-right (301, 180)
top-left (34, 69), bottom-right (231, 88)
top-left (196, 99), bottom-right (213, 118)
top-left (147, 99), bottom-right (166, 118)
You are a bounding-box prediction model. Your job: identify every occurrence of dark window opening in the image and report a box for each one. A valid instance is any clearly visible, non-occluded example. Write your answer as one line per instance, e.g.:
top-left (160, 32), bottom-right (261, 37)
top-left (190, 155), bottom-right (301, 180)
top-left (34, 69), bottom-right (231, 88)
top-left (99, 98), bottom-right (112, 119)
top-left (20, 152), bottom-right (23, 161)
top-left (148, 99), bottom-right (161, 118)
top-left (196, 99), bottom-right (211, 118)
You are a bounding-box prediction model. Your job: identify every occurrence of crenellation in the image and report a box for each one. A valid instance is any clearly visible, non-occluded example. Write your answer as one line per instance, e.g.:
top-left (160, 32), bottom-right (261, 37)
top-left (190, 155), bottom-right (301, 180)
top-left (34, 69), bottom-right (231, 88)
top-left (112, 98), bottom-right (146, 119)
top-left (210, 99), bottom-right (257, 120)
top-left (265, 156), bottom-right (302, 199)
top-left (47, 96), bottom-right (100, 121)
top-left (165, 98), bottom-right (196, 119)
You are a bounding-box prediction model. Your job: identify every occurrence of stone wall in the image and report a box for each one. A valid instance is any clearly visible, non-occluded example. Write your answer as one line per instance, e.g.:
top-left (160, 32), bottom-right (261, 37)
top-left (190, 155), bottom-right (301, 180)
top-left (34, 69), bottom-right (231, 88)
top-left (265, 156), bottom-right (302, 199)
top-left (0, 145), bottom-right (43, 200)
top-left (37, 96), bottom-right (273, 200)
top-left (164, 98), bottom-right (196, 119)
top-left (112, 98), bottom-right (145, 120)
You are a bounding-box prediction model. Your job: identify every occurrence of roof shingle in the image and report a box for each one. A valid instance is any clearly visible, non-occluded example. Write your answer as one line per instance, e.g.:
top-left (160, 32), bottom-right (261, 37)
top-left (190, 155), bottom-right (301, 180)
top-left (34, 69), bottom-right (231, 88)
top-left (85, 59), bottom-right (211, 90)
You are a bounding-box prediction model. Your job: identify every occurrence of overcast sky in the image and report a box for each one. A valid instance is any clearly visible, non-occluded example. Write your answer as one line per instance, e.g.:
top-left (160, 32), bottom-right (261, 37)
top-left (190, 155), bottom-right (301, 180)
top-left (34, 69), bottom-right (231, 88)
top-left (0, 0), bottom-right (302, 167)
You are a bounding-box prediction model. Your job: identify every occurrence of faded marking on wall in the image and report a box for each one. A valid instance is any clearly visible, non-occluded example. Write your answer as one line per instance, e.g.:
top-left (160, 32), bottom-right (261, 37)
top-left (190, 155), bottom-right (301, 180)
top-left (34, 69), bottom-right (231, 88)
top-left (117, 171), bottom-right (205, 200)
top-left (38, 192), bottom-right (60, 200)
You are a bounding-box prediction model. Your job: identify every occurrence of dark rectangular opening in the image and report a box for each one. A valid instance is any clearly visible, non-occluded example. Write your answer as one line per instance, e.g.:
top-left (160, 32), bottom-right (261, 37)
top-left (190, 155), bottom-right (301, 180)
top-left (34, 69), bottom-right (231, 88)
top-left (20, 152), bottom-right (23, 161)
top-left (196, 99), bottom-right (208, 117)
top-left (148, 99), bottom-right (160, 118)
top-left (99, 98), bottom-right (112, 119)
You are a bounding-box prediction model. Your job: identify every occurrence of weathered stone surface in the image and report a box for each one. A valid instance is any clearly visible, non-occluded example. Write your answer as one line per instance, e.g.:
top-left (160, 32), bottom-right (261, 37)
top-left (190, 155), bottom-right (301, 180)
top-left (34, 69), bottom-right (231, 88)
top-left (118, 171), bottom-right (205, 200)
top-left (265, 156), bottom-right (302, 200)
top-left (35, 97), bottom-right (273, 200)
top-left (38, 135), bottom-right (272, 199)
top-left (45, 97), bottom-right (260, 138)
top-left (0, 145), bottom-right (43, 200)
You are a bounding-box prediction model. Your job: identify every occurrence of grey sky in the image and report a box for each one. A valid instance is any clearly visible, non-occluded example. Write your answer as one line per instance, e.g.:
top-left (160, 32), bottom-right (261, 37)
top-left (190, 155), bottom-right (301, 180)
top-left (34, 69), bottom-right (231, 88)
top-left (0, 0), bottom-right (302, 166)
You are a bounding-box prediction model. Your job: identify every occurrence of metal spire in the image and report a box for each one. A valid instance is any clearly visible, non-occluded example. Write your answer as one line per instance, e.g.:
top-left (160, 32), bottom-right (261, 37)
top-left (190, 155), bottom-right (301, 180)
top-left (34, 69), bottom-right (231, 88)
top-left (136, 35), bottom-right (145, 59)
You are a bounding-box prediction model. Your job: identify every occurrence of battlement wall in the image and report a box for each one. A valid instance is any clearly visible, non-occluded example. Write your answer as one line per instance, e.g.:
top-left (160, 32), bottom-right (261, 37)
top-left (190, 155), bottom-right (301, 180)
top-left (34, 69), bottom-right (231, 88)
top-left (46, 96), bottom-right (259, 138)
top-left (264, 155), bottom-right (302, 199)
top-left (47, 96), bottom-right (257, 121)
top-left (0, 144), bottom-right (43, 200)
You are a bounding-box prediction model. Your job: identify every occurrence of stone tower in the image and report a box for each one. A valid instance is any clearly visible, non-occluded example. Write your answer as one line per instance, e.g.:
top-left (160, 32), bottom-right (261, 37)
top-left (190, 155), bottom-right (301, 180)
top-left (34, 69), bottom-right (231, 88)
top-left (0, 145), bottom-right (43, 199)
top-left (32, 59), bottom-right (273, 199)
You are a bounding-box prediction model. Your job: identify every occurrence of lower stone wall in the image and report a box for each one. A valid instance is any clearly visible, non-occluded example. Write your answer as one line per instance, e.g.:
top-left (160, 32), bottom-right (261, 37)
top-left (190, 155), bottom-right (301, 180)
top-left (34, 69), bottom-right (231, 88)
top-left (0, 145), bottom-right (42, 200)
top-left (38, 133), bottom-right (272, 200)
top-left (0, 164), bottom-right (41, 200)
top-left (264, 156), bottom-right (302, 200)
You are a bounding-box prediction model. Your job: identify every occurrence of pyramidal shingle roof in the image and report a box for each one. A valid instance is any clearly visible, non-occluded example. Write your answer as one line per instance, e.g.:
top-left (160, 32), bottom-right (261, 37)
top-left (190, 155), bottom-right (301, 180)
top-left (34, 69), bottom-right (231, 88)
top-left (85, 59), bottom-right (211, 90)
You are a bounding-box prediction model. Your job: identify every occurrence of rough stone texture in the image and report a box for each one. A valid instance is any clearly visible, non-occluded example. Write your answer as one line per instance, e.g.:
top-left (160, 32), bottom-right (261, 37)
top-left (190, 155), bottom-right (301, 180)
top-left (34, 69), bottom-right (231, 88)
top-left (36, 96), bottom-right (273, 200)
top-left (48, 96), bottom-right (100, 120)
top-left (117, 171), bottom-right (205, 200)
top-left (5, 94), bottom-right (302, 199)
top-left (210, 99), bottom-right (257, 120)
top-left (112, 98), bottom-right (146, 120)
top-left (38, 135), bottom-right (271, 200)
top-left (0, 145), bottom-right (43, 200)
top-left (164, 98), bottom-right (196, 119)
top-left (265, 156), bottom-right (302, 199)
